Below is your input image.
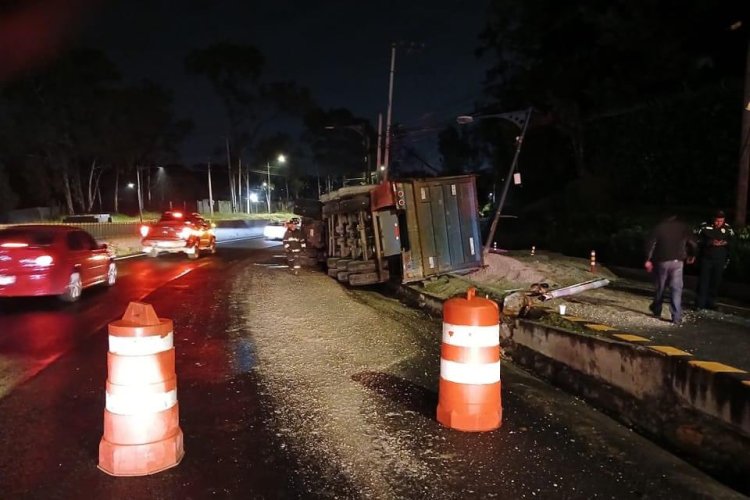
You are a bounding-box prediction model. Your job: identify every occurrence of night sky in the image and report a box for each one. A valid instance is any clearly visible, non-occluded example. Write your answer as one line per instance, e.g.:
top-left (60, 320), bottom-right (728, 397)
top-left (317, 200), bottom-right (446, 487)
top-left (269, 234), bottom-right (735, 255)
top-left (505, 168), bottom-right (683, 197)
top-left (78, 0), bottom-right (491, 165)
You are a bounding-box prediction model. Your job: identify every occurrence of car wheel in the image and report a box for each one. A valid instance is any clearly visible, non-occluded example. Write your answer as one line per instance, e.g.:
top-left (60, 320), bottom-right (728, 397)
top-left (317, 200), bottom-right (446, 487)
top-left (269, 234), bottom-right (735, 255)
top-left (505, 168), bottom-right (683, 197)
top-left (187, 244), bottom-right (199, 260)
top-left (59, 272), bottom-right (83, 302)
top-left (106, 262), bottom-right (117, 286)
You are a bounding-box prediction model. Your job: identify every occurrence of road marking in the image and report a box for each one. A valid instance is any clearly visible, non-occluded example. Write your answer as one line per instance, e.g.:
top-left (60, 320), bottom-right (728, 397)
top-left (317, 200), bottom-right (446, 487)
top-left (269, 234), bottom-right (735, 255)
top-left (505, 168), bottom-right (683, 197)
top-left (649, 346), bottom-right (692, 356)
top-left (612, 333), bottom-right (650, 342)
top-left (585, 324), bottom-right (617, 332)
top-left (688, 361), bottom-right (747, 374)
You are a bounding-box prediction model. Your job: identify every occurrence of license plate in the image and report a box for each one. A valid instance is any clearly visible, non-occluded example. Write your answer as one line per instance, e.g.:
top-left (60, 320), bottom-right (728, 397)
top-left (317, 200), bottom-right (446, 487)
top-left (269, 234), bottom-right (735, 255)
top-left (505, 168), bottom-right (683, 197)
top-left (0, 275), bottom-right (16, 285)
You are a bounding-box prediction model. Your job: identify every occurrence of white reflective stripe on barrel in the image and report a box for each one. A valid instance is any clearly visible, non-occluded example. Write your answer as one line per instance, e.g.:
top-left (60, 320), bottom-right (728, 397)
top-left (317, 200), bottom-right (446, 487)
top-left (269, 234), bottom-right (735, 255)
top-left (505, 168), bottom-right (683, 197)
top-left (106, 389), bottom-right (178, 415)
top-left (442, 323), bottom-right (499, 347)
top-left (108, 331), bottom-right (174, 356)
top-left (440, 359), bottom-right (501, 385)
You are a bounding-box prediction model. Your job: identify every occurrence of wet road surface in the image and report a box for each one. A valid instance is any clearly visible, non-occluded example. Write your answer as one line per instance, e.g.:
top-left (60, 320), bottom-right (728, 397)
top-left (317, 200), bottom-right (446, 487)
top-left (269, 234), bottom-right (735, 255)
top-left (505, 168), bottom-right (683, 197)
top-left (0, 240), bottom-right (744, 499)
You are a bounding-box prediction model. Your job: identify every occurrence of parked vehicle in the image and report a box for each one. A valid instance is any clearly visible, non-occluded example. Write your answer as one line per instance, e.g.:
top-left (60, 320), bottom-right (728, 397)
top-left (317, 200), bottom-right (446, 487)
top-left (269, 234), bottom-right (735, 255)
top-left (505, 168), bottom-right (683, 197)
top-left (141, 211), bottom-right (216, 259)
top-left (0, 225), bottom-right (117, 302)
top-left (264, 217), bottom-right (304, 241)
top-left (295, 175), bottom-right (483, 286)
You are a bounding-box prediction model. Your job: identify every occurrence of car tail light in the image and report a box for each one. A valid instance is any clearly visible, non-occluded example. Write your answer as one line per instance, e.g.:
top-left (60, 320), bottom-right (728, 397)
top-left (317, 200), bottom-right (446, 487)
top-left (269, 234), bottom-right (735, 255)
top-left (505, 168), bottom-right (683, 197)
top-left (140, 225), bottom-right (150, 237)
top-left (34, 255), bottom-right (54, 266)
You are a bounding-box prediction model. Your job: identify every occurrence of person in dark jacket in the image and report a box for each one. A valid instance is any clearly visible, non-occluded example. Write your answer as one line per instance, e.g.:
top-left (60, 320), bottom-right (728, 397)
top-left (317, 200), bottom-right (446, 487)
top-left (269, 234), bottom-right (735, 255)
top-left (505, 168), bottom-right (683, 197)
top-left (694, 210), bottom-right (735, 310)
top-left (282, 218), bottom-right (305, 274)
top-left (644, 215), bottom-right (697, 324)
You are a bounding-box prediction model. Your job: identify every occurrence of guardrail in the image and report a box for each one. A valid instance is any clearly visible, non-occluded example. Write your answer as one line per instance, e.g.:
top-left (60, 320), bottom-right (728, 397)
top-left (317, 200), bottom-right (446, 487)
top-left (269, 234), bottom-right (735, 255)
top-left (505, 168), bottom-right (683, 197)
top-left (0, 219), bottom-right (271, 241)
top-left (0, 222), bottom-right (146, 240)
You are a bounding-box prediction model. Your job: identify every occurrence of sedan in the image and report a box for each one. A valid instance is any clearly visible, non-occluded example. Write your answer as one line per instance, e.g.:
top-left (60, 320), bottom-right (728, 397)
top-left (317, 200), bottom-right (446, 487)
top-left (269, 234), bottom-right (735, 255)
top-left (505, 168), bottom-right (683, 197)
top-left (0, 225), bottom-right (117, 302)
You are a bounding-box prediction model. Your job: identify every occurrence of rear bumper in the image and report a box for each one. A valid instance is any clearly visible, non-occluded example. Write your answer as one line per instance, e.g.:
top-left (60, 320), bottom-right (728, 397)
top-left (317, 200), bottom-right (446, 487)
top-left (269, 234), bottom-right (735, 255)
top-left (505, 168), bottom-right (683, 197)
top-left (142, 238), bottom-right (195, 255)
top-left (0, 270), bottom-right (62, 297)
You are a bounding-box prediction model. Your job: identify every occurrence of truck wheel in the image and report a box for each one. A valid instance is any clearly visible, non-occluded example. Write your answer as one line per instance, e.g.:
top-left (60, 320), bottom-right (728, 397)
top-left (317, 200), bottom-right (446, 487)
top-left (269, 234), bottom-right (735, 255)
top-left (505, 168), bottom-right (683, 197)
top-left (348, 272), bottom-right (381, 286)
top-left (347, 260), bottom-right (377, 273)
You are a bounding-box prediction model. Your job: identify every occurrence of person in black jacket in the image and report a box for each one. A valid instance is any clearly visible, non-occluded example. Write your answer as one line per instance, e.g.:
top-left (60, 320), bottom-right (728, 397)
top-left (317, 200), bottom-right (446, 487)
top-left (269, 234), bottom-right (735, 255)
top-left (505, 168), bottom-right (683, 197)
top-left (282, 218), bottom-right (305, 274)
top-left (644, 215), bottom-right (697, 324)
top-left (694, 210), bottom-right (735, 310)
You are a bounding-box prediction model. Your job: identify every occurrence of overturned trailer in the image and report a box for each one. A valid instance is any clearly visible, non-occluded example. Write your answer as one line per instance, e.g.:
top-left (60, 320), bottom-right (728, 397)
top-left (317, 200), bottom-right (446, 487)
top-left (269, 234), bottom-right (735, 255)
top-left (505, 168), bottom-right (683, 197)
top-left (295, 175), bottom-right (484, 286)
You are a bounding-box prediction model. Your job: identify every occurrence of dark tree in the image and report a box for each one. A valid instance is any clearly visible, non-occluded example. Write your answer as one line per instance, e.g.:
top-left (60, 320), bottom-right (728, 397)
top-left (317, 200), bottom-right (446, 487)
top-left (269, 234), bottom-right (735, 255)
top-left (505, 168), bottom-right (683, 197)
top-left (186, 42), bottom-right (314, 210)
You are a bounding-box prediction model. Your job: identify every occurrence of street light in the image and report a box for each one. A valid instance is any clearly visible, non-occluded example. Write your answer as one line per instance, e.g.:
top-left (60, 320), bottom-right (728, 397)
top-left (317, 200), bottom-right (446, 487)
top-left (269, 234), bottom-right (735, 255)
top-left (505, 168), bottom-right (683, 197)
top-left (457, 108), bottom-right (533, 254)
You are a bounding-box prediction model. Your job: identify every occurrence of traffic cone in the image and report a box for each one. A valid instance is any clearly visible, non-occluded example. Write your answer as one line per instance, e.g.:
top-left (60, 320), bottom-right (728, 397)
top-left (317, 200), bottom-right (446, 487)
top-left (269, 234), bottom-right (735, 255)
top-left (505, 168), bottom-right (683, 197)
top-left (437, 287), bottom-right (502, 431)
top-left (98, 302), bottom-right (184, 476)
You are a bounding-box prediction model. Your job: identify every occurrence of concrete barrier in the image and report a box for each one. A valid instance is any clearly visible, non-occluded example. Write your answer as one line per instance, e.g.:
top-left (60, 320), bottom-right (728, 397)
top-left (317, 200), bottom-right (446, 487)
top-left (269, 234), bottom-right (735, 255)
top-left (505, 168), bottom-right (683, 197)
top-left (397, 283), bottom-right (750, 494)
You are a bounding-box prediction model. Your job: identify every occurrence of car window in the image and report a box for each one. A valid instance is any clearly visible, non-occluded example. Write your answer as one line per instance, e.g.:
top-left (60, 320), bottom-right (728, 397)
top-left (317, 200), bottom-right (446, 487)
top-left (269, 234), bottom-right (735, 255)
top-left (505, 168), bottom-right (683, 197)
top-left (66, 231), bottom-right (96, 251)
top-left (158, 212), bottom-right (187, 223)
top-left (0, 229), bottom-right (55, 247)
top-left (81, 232), bottom-right (99, 250)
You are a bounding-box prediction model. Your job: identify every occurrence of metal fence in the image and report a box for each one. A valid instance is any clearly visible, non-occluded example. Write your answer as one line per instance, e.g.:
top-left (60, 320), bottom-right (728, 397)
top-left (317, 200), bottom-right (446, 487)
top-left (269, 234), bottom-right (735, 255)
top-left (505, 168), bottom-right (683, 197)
top-left (0, 222), bottom-right (146, 240)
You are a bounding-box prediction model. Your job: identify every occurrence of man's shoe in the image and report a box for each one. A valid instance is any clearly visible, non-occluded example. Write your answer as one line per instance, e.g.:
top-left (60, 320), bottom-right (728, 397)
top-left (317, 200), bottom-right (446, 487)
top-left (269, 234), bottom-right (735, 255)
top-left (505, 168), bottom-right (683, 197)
top-left (648, 303), bottom-right (661, 317)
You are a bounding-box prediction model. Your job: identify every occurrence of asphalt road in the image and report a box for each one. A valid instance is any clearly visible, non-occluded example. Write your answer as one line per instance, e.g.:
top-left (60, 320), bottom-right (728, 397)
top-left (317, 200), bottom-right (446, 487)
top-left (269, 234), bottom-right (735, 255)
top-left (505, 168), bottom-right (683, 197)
top-left (0, 239), bottom-right (743, 499)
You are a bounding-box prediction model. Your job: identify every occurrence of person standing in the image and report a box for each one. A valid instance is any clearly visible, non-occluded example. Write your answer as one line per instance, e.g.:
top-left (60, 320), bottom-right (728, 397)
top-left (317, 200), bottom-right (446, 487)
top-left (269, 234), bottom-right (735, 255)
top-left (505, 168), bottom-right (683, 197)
top-left (282, 218), bottom-right (305, 274)
top-left (644, 215), bottom-right (697, 325)
top-left (694, 210), bottom-right (735, 310)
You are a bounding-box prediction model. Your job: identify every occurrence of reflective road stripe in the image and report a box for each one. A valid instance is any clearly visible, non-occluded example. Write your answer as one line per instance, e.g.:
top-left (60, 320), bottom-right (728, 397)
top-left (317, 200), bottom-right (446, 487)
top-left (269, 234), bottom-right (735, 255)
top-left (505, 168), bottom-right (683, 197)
top-left (106, 389), bottom-right (178, 415)
top-left (440, 359), bottom-right (501, 385)
top-left (442, 323), bottom-right (499, 347)
top-left (109, 332), bottom-right (174, 356)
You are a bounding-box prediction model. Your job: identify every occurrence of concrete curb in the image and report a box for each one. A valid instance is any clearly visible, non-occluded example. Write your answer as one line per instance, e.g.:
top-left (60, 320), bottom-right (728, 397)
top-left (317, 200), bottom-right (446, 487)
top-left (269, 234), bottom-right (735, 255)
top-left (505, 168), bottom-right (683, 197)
top-left (396, 283), bottom-right (750, 495)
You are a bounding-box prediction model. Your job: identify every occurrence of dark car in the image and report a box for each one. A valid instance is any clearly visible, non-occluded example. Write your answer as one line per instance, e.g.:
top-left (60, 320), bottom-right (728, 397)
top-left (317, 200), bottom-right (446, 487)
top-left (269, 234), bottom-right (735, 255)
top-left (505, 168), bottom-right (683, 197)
top-left (0, 225), bottom-right (117, 302)
top-left (141, 211), bottom-right (216, 259)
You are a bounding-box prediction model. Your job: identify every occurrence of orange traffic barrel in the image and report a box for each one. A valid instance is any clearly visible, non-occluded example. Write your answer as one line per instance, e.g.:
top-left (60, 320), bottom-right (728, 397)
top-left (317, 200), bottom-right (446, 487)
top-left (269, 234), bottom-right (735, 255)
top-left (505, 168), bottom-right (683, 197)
top-left (436, 287), bottom-right (502, 431)
top-left (98, 302), bottom-right (185, 476)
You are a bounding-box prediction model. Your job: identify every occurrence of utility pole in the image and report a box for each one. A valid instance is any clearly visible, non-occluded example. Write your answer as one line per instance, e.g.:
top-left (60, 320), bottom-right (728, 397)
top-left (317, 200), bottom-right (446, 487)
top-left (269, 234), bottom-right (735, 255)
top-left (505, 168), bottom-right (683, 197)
top-left (135, 167), bottom-right (143, 222)
top-left (225, 137), bottom-right (235, 212)
top-left (383, 43), bottom-right (396, 182)
top-left (207, 160), bottom-right (214, 216)
top-left (375, 113), bottom-right (383, 183)
top-left (266, 162), bottom-right (272, 214)
top-left (246, 170), bottom-right (250, 214)
top-left (238, 157), bottom-right (243, 214)
top-left (483, 108), bottom-right (533, 254)
top-left (736, 34), bottom-right (750, 226)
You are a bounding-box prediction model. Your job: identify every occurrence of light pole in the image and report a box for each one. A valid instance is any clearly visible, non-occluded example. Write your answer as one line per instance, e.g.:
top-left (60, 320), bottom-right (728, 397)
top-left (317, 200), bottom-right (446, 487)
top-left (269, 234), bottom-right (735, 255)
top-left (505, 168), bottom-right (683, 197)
top-left (457, 107), bottom-right (533, 254)
top-left (207, 160), bottom-right (214, 216)
top-left (265, 154), bottom-right (286, 214)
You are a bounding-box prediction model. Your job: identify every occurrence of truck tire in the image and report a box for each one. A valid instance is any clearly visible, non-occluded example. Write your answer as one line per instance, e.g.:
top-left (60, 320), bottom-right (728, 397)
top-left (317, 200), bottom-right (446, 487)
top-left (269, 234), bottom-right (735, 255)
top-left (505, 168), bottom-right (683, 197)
top-left (322, 202), bottom-right (339, 216)
top-left (336, 271), bottom-right (350, 282)
top-left (338, 196), bottom-right (370, 213)
top-left (299, 256), bottom-right (318, 268)
top-left (336, 258), bottom-right (352, 270)
top-left (347, 260), bottom-right (376, 273)
top-left (348, 272), bottom-right (381, 286)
